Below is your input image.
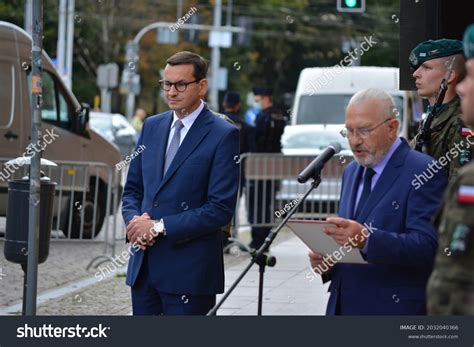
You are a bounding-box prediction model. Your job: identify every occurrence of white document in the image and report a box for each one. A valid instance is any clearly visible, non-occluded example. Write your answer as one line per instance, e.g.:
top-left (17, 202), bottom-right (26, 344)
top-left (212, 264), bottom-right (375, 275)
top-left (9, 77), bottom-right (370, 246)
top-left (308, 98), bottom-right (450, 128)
top-left (287, 219), bottom-right (368, 264)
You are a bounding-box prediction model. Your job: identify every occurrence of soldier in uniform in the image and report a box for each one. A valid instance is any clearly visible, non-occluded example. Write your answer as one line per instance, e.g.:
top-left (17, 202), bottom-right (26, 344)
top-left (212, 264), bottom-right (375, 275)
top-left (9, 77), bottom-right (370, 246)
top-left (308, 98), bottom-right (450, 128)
top-left (410, 39), bottom-right (472, 181)
top-left (427, 26), bottom-right (474, 315)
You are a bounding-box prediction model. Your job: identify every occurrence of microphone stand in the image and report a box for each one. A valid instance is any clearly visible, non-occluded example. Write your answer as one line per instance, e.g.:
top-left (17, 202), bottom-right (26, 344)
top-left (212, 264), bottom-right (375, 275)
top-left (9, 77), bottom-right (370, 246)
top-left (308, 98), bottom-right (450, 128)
top-left (207, 174), bottom-right (322, 316)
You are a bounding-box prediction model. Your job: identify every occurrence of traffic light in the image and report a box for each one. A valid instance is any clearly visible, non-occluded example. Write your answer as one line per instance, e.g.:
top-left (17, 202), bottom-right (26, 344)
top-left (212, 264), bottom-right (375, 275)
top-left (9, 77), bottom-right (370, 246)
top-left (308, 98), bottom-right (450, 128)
top-left (337, 0), bottom-right (365, 13)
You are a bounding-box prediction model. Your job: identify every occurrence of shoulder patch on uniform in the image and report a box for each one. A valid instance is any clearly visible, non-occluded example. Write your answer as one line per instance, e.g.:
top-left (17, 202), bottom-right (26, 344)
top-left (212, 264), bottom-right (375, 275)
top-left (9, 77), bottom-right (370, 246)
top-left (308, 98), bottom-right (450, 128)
top-left (449, 223), bottom-right (471, 257)
top-left (461, 127), bottom-right (473, 136)
top-left (459, 149), bottom-right (472, 166)
top-left (457, 185), bottom-right (474, 204)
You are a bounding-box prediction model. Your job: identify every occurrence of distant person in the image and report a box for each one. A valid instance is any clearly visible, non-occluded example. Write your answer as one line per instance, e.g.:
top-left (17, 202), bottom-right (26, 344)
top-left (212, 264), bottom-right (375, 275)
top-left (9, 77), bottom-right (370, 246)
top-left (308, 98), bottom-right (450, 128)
top-left (246, 86), bottom-right (287, 252)
top-left (220, 91), bottom-right (254, 249)
top-left (222, 91), bottom-right (254, 156)
top-left (245, 106), bottom-right (258, 126)
top-left (131, 108), bottom-right (146, 133)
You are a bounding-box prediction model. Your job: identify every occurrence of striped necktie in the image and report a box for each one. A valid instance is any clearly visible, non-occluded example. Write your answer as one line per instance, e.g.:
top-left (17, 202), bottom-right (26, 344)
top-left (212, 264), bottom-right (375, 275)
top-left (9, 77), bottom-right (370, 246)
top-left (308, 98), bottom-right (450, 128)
top-left (163, 120), bottom-right (184, 175)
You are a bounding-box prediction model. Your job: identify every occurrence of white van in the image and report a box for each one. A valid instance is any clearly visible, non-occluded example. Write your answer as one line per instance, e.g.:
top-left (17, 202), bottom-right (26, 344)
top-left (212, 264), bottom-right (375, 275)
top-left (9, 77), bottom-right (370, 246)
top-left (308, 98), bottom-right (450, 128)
top-left (291, 66), bottom-right (423, 139)
top-left (0, 21), bottom-right (122, 238)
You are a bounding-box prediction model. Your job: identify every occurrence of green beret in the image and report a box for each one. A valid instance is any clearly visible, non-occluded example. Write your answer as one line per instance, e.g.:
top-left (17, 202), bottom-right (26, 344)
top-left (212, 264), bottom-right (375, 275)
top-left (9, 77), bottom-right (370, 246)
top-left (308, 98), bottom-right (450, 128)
top-left (463, 24), bottom-right (474, 59)
top-left (409, 39), bottom-right (464, 69)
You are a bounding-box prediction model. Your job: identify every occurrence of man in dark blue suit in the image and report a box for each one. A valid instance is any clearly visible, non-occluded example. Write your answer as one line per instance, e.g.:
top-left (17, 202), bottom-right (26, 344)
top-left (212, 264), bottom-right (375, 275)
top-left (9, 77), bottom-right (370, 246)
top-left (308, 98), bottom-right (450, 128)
top-left (122, 51), bottom-right (240, 315)
top-left (309, 88), bottom-right (447, 315)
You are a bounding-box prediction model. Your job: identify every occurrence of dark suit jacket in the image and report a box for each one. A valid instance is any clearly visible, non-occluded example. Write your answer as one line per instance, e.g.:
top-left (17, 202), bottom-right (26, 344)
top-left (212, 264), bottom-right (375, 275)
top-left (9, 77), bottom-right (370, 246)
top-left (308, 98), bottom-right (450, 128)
top-left (325, 139), bottom-right (447, 315)
top-left (122, 106), bottom-right (240, 295)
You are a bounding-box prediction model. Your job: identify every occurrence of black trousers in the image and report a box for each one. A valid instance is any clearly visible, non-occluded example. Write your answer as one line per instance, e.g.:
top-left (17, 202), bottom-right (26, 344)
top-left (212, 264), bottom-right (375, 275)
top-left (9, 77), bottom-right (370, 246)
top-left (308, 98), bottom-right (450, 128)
top-left (247, 180), bottom-right (275, 249)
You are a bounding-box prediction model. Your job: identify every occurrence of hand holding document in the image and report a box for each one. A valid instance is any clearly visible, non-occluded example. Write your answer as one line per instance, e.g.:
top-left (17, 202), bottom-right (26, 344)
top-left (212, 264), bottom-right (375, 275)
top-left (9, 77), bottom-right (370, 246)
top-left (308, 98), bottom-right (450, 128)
top-left (287, 219), bottom-right (368, 264)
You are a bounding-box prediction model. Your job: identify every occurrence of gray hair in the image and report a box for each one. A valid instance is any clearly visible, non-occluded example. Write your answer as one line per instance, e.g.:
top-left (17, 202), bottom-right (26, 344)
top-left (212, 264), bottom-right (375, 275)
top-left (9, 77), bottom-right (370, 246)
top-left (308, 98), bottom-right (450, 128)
top-left (348, 88), bottom-right (397, 120)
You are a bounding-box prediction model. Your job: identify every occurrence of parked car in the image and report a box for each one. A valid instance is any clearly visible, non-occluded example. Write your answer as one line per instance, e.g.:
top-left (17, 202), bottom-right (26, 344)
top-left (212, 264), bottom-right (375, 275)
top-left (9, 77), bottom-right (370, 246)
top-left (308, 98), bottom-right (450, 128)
top-left (276, 125), bottom-right (354, 216)
top-left (89, 112), bottom-right (137, 158)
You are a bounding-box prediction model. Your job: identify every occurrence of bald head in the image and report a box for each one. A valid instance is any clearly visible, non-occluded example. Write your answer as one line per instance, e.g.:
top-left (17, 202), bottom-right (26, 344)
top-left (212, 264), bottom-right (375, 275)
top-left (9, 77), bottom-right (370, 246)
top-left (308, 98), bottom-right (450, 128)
top-left (345, 88), bottom-right (400, 168)
top-left (348, 88), bottom-right (398, 121)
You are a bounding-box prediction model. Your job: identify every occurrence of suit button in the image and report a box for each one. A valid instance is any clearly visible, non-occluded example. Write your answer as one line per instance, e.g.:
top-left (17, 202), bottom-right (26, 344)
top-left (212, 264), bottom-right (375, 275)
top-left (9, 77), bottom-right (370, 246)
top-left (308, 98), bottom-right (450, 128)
top-left (153, 202), bottom-right (159, 207)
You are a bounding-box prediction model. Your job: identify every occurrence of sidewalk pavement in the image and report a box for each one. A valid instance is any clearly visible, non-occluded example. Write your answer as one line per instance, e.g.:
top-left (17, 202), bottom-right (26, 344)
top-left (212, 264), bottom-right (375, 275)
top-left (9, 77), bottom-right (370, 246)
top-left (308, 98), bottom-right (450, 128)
top-left (217, 231), bottom-right (329, 315)
top-left (0, 227), bottom-right (329, 315)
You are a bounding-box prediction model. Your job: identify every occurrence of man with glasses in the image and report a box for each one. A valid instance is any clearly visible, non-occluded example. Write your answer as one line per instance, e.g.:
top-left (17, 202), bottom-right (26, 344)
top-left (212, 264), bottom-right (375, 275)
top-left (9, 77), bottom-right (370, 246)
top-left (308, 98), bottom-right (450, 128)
top-left (122, 51), bottom-right (240, 315)
top-left (308, 88), bottom-right (447, 315)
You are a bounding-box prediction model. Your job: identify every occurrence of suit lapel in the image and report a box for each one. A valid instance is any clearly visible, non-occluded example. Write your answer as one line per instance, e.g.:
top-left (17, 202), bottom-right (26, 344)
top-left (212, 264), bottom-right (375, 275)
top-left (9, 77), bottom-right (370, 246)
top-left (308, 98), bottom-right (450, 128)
top-left (148, 112), bottom-right (172, 195)
top-left (155, 107), bottom-right (213, 195)
top-left (348, 165), bottom-right (364, 220)
top-left (356, 140), bottom-right (410, 222)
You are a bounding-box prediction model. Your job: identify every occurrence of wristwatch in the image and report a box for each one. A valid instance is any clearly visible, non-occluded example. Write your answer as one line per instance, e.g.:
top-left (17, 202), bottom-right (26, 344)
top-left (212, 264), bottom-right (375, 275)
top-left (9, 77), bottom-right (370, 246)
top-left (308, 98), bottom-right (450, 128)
top-left (152, 218), bottom-right (166, 237)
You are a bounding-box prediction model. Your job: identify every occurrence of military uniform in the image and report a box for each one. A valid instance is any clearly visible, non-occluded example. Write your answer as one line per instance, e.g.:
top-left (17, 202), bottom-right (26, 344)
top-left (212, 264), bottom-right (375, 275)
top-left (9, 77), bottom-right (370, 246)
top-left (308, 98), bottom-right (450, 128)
top-left (411, 96), bottom-right (473, 180)
top-left (427, 162), bottom-right (474, 314)
top-left (409, 39), bottom-right (473, 181)
top-left (426, 26), bottom-right (474, 315)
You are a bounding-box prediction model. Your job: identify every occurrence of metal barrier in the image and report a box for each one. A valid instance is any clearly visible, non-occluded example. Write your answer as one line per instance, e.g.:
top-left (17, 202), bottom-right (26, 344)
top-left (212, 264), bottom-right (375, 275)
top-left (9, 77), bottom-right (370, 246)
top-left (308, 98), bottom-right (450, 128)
top-left (2, 153), bottom-right (352, 255)
top-left (234, 153), bottom-right (353, 232)
top-left (0, 158), bottom-right (126, 259)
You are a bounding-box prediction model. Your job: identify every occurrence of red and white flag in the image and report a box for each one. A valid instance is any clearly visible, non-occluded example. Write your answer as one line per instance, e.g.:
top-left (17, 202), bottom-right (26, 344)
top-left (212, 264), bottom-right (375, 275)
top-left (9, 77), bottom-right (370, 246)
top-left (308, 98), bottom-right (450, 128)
top-left (461, 127), bottom-right (473, 136)
top-left (457, 185), bottom-right (474, 204)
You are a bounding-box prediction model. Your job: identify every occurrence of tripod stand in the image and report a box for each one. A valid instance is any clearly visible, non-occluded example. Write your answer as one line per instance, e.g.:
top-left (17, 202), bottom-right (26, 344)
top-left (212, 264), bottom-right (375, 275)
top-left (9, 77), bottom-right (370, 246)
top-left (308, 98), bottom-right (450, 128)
top-left (207, 175), bottom-right (322, 316)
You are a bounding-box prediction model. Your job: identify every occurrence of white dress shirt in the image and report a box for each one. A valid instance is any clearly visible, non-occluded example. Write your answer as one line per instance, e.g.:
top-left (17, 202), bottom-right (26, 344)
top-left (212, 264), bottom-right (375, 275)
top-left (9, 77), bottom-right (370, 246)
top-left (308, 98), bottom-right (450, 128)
top-left (166, 100), bottom-right (205, 152)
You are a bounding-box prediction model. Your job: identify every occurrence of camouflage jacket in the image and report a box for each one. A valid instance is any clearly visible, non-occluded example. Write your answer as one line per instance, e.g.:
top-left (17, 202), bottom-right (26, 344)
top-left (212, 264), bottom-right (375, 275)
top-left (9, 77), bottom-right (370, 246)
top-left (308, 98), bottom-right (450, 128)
top-left (427, 162), bottom-right (474, 314)
top-left (411, 96), bottom-right (473, 182)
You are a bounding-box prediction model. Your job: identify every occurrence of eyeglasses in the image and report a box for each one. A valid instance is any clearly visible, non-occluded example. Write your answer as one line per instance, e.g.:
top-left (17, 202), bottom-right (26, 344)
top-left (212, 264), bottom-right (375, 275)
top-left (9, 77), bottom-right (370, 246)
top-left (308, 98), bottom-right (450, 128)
top-left (340, 118), bottom-right (394, 139)
top-left (159, 79), bottom-right (201, 92)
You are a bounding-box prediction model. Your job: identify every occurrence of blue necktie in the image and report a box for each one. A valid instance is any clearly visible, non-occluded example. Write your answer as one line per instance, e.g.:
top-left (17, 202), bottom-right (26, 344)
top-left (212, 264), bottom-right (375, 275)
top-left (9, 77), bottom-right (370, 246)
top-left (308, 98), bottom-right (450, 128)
top-left (354, 168), bottom-right (375, 218)
top-left (164, 120), bottom-right (184, 175)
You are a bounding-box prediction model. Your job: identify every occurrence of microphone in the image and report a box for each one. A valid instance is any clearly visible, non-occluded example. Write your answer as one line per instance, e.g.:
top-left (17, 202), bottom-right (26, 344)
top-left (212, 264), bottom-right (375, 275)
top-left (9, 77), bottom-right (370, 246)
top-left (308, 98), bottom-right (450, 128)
top-left (297, 142), bottom-right (342, 183)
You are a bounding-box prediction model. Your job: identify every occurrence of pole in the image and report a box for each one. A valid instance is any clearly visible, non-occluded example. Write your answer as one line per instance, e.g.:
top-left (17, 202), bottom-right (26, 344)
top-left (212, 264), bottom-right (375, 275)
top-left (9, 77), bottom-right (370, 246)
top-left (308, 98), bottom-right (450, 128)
top-left (65, 0), bottom-right (75, 88)
top-left (177, 0), bottom-right (183, 19)
top-left (210, 0), bottom-right (222, 110)
top-left (101, 88), bottom-right (111, 113)
top-left (26, 0), bottom-right (43, 316)
top-left (57, 0), bottom-right (67, 79)
top-left (24, 0), bottom-right (33, 36)
top-left (226, 0), bottom-right (233, 26)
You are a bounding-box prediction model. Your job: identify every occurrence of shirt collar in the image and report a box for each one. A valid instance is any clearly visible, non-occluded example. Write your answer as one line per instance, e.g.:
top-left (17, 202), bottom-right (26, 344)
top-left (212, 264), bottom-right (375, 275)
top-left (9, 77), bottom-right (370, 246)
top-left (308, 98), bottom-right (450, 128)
top-left (171, 100), bottom-right (205, 130)
top-left (371, 137), bottom-right (402, 176)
